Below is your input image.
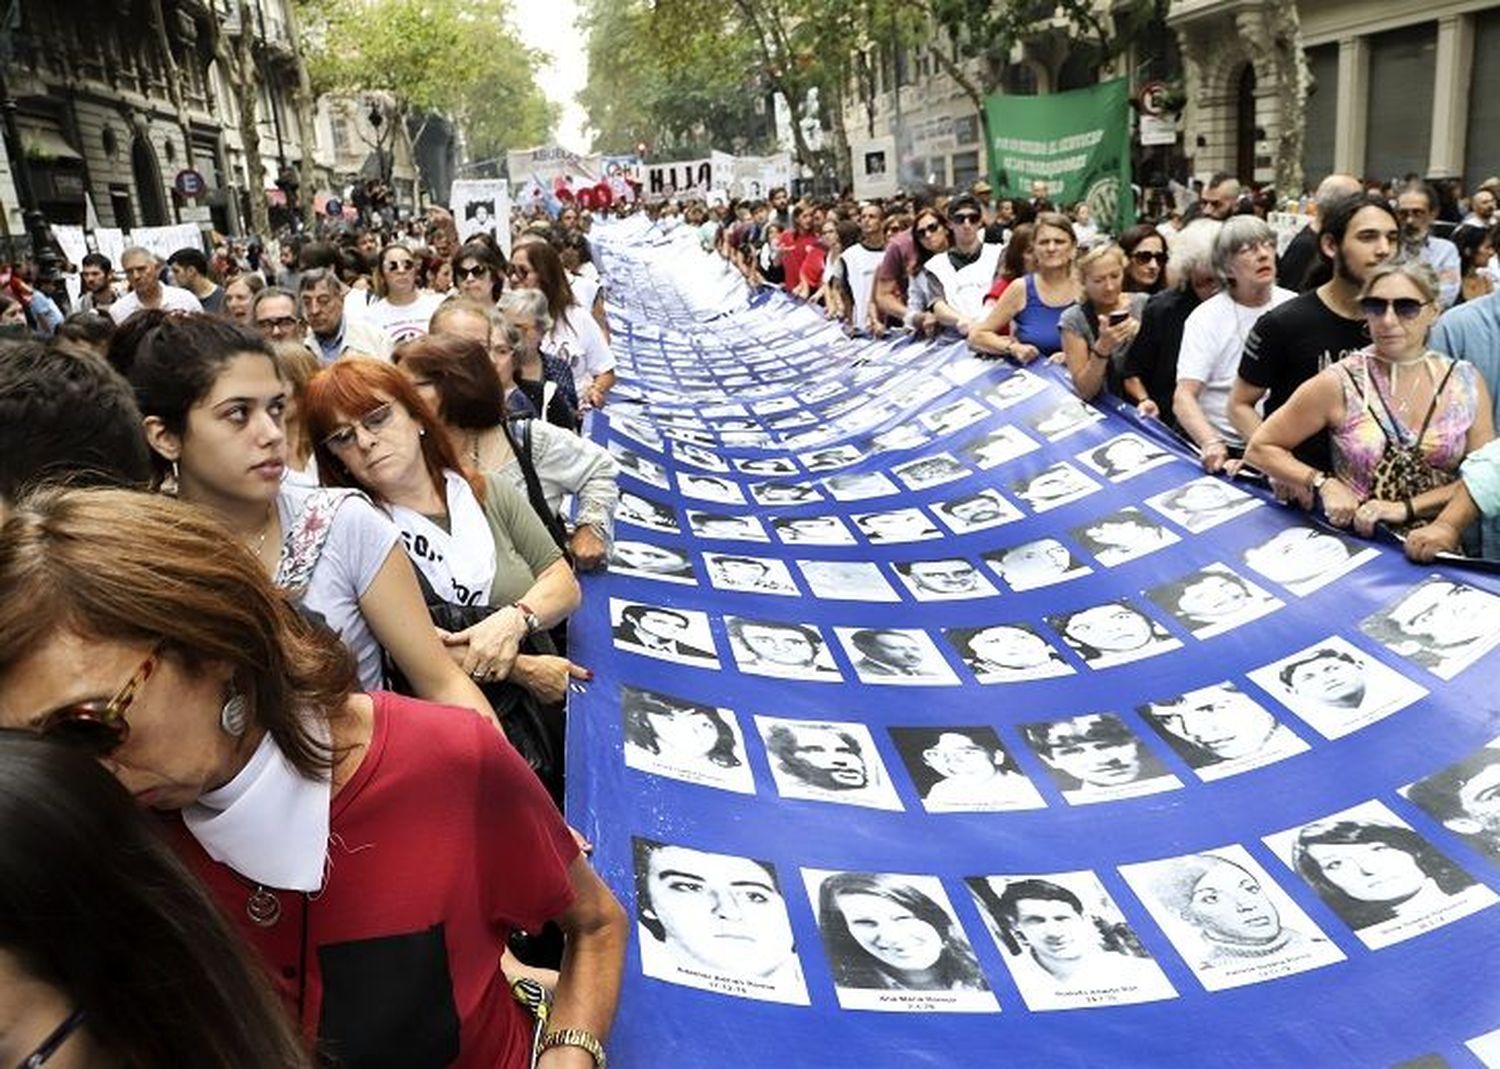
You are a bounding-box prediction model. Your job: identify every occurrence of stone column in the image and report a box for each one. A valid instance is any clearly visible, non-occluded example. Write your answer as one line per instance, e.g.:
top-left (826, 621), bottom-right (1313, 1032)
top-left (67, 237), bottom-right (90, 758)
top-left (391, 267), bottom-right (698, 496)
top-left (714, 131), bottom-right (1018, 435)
top-left (1333, 36), bottom-right (1368, 177)
top-left (1427, 14), bottom-right (1474, 179)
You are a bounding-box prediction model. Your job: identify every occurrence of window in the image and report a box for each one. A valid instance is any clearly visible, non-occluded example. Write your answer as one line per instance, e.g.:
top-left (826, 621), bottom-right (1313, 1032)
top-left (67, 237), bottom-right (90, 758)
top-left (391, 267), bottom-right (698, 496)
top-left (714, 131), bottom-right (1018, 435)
top-left (952, 150), bottom-right (980, 189)
top-left (1365, 23), bottom-right (1437, 180)
top-left (926, 156), bottom-right (948, 187)
top-left (954, 115), bottom-right (980, 146)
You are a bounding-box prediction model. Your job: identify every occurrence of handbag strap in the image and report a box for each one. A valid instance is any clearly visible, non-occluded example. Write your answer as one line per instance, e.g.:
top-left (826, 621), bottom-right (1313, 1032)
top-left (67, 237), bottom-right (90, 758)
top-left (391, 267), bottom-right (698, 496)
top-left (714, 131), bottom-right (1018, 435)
top-left (504, 418), bottom-right (572, 553)
top-left (1363, 355), bottom-right (1458, 449)
top-left (275, 488), bottom-right (361, 591)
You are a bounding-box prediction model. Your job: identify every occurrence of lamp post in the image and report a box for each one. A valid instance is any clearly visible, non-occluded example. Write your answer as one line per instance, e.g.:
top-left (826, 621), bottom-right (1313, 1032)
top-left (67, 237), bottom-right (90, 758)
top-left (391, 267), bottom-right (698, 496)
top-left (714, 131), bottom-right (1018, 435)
top-left (0, 2), bottom-right (60, 283)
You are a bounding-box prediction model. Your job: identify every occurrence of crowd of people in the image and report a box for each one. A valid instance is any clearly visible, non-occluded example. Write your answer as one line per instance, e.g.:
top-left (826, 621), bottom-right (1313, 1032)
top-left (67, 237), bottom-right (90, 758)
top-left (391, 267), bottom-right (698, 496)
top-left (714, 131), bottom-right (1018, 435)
top-left (2, 158), bottom-right (1500, 1065)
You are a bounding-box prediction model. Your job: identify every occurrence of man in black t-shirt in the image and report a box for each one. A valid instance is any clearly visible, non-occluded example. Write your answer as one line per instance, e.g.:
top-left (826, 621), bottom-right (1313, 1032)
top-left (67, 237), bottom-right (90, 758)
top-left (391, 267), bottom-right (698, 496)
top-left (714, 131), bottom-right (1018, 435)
top-left (1276, 174), bottom-right (1362, 292)
top-left (1232, 193), bottom-right (1399, 490)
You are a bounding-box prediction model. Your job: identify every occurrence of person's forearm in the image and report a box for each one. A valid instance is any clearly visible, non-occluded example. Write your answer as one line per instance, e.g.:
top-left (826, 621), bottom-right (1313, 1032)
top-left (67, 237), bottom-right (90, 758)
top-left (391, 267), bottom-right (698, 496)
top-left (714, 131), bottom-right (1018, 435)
top-left (1172, 389), bottom-right (1220, 449)
top-left (1429, 481), bottom-right (1483, 531)
top-left (543, 859), bottom-right (627, 1063)
top-left (1122, 375), bottom-right (1150, 404)
top-left (969, 329), bottom-right (1013, 356)
top-left (1064, 337), bottom-right (1105, 400)
top-left (1242, 438), bottom-right (1305, 486)
top-left (590, 369), bottom-right (616, 398)
top-left (1228, 401), bottom-right (1262, 445)
top-left (520, 560), bottom-right (582, 627)
top-left (930, 299), bottom-right (962, 328)
top-left (1407, 480), bottom-right (1461, 519)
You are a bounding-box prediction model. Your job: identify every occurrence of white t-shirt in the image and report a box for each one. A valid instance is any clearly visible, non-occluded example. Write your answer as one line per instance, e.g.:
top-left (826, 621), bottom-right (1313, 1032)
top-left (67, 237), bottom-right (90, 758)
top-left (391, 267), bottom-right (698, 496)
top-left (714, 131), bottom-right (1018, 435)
top-left (107, 284), bottom-right (204, 323)
top-left (365, 290), bottom-right (447, 348)
top-left (838, 244), bottom-right (885, 330)
top-left (570, 272), bottom-right (601, 314)
top-left (277, 482), bottom-right (400, 690)
top-left (1177, 287), bottom-right (1296, 444)
top-left (542, 303), bottom-right (616, 398)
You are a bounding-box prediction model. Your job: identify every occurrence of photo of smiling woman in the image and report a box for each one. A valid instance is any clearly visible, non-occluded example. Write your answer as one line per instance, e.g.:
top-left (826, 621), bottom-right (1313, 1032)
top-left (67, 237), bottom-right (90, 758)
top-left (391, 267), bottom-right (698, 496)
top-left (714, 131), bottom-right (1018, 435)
top-left (806, 871), bottom-right (998, 1012)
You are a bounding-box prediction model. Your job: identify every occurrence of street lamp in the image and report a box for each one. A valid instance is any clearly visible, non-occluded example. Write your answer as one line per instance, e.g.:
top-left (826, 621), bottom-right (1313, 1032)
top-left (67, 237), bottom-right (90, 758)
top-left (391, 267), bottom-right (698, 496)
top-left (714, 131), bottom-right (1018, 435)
top-left (0, 8), bottom-right (60, 284)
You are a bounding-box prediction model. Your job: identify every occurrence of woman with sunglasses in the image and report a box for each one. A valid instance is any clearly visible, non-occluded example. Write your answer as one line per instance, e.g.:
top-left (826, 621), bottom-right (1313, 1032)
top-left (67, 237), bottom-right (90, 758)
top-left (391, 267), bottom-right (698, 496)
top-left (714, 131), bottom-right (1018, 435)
top-left (1119, 224), bottom-right (1169, 295)
top-left (1247, 261), bottom-right (1494, 535)
top-left (926, 193), bottom-right (1004, 336)
top-left (123, 312), bottom-right (497, 711)
top-left (0, 732), bottom-right (311, 1068)
top-left (394, 328), bottom-right (620, 571)
top-left (970, 211), bottom-right (1083, 364)
top-left (905, 207), bottom-right (952, 335)
top-left (509, 240), bottom-right (616, 410)
top-left (366, 242), bottom-right (446, 348)
top-left (1060, 244), bottom-right (1151, 407)
top-left (304, 358), bottom-right (587, 699)
top-left (451, 240), bottom-right (507, 307)
top-left (0, 488), bottom-right (626, 1067)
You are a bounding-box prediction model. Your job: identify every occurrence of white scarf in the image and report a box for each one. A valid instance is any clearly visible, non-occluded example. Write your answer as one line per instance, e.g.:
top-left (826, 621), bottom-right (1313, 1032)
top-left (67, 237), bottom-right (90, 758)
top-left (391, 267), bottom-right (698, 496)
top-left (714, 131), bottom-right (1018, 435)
top-left (386, 469), bottom-right (496, 607)
top-left (182, 726), bottom-right (331, 891)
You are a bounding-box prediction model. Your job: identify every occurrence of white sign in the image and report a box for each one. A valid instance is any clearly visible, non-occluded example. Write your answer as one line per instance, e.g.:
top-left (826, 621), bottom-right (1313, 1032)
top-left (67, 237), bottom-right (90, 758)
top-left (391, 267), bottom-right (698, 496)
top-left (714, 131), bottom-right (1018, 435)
top-left (1139, 114), bottom-right (1178, 147)
top-left (727, 153), bottom-right (793, 199)
top-left (179, 205), bottom-right (213, 224)
top-left (642, 158), bottom-right (717, 201)
top-left (450, 179), bottom-right (513, 257)
top-left (125, 223), bottom-right (201, 262)
top-left (506, 145), bottom-right (606, 188)
top-left (852, 137), bottom-right (898, 201)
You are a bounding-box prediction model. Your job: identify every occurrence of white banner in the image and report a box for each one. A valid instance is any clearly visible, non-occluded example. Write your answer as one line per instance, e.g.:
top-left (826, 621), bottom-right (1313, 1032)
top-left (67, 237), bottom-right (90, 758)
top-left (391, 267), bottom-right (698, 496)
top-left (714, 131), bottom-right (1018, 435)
top-left (450, 179), bottom-right (513, 258)
top-left (53, 225), bottom-right (88, 308)
top-left (642, 158), bottom-right (718, 201)
top-left (125, 223), bottom-right (202, 262)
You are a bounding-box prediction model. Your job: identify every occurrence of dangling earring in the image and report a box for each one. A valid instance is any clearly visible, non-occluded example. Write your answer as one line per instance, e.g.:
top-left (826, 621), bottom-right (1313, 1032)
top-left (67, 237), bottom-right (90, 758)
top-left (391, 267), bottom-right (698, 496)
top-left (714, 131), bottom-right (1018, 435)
top-left (418, 427), bottom-right (426, 438)
top-left (220, 687), bottom-right (248, 736)
top-left (165, 459), bottom-right (181, 496)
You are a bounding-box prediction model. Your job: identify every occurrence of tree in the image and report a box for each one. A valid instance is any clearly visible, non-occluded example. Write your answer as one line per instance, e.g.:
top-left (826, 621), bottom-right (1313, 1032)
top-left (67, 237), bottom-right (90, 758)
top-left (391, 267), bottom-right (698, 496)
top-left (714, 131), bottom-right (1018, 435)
top-left (205, 1), bottom-right (272, 236)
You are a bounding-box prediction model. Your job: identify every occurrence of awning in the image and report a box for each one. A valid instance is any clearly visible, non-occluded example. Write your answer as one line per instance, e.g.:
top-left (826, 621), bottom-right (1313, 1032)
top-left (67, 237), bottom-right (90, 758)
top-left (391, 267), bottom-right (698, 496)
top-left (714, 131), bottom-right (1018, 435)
top-left (19, 125), bottom-right (83, 163)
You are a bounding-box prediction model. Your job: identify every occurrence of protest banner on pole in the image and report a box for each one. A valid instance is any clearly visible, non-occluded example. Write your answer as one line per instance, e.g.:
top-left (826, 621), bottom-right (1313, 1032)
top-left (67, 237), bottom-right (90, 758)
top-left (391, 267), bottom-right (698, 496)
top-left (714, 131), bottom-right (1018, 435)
top-left (449, 179), bottom-right (512, 257)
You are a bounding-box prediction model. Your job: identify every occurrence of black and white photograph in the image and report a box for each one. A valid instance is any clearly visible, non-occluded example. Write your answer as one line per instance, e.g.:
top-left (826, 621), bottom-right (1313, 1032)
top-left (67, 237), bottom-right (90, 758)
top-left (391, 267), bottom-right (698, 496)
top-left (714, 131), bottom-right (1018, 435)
top-left (663, 426), bottom-right (717, 447)
top-left (823, 470), bottom-right (899, 502)
top-left (1047, 600), bottom-right (1183, 670)
top-left (1264, 799), bottom-right (1498, 950)
top-left (735, 456), bottom-right (800, 476)
top-left (703, 552), bottom-right (800, 596)
top-left (721, 430), bottom-right (771, 448)
top-left (893, 558), bottom-right (999, 602)
top-left (803, 869), bottom-right (999, 1013)
top-left (960, 426), bottom-right (1042, 471)
top-left (609, 444), bottom-right (671, 489)
top-left (726, 616), bottom-right (844, 681)
top-left (1020, 713), bottom-right (1180, 804)
top-left (1145, 476), bottom-right (1262, 533)
top-left (803, 444), bottom-right (865, 472)
top-left (754, 716), bottom-right (904, 810)
top-left (609, 598), bottom-right (720, 668)
top-left (772, 514), bottom-right (858, 546)
top-left (711, 416), bottom-right (762, 433)
top-left (612, 417), bottom-right (665, 451)
top-left (748, 481), bottom-right (824, 507)
top-left (1146, 563), bottom-right (1284, 639)
top-left (1119, 844), bottom-right (1344, 992)
top-left (931, 490), bottom-right (1025, 535)
top-left (889, 726), bottom-right (1045, 813)
top-left (686, 509), bottom-right (771, 543)
top-left (677, 472), bottom-right (747, 505)
top-left (983, 538), bottom-right (1092, 592)
top-left (671, 440), bottom-right (730, 471)
top-left (621, 685), bottom-right (755, 793)
top-left (1011, 462), bottom-right (1102, 513)
top-left (851, 507), bottom-right (944, 544)
top-left (656, 410), bottom-right (709, 429)
top-left (609, 540), bottom-right (698, 584)
top-left (450, 178), bottom-right (510, 245)
top-left (945, 623), bottom-right (1076, 683)
top-left (1076, 433), bottom-right (1177, 482)
top-left (1240, 526), bottom-right (1377, 597)
top-left (1359, 576), bottom-right (1500, 681)
top-left (1402, 738), bottom-right (1500, 865)
top-left (983, 370), bottom-right (1049, 410)
top-left (633, 838), bottom-right (810, 1004)
top-left (616, 491), bottom-right (680, 534)
top-left (869, 423), bottom-right (931, 453)
top-left (921, 396), bottom-right (992, 436)
top-left (1246, 635), bottom-right (1428, 739)
top-left (1029, 398), bottom-right (1106, 441)
top-left (1069, 508), bottom-right (1181, 567)
top-left (1137, 681), bottom-right (1309, 782)
top-left (967, 871), bottom-right (1177, 1011)
top-left (796, 559), bottom-right (902, 603)
top-left (892, 453), bottom-right (972, 491)
top-left (941, 356), bottom-right (991, 384)
top-left (753, 395), bottom-right (804, 415)
top-left (835, 626), bottom-right (961, 686)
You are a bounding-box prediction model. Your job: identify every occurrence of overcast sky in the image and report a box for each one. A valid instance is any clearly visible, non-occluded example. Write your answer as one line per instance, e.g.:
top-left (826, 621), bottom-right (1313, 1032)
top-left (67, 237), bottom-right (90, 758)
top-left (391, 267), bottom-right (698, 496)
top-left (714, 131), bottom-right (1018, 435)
top-left (511, 0), bottom-right (591, 152)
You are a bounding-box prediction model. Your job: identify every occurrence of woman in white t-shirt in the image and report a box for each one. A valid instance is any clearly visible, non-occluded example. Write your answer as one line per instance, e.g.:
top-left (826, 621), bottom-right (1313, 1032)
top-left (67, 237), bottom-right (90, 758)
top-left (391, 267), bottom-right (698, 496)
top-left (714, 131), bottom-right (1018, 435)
top-left (366, 242), bottom-right (446, 349)
top-left (1174, 216), bottom-right (1296, 473)
top-left (510, 238), bottom-right (617, 409)
top-left (122, 312), bottom-right (495, 713)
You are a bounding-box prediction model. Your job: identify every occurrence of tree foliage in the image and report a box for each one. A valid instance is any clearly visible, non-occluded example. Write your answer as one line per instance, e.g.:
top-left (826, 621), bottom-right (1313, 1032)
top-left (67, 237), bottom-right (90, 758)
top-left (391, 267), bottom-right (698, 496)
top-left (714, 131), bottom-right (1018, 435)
top-left (294, 0), bottom-right (556, 160)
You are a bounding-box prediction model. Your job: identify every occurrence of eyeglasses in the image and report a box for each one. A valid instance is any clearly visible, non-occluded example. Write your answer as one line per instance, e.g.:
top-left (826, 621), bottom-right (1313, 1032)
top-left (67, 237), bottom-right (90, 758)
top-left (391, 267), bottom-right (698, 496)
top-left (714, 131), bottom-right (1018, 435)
top-left (321, 402), bottom-right (396, 453)
top-left (383, 260), bottom-right (416, 273)
top-left (507, 263), bottom-right (534, 279)
top-left (915, 223), bottom-right (943, 237)
top-left (455, 264), bottom-right (489, 280)
top-left (37, 644), bottom-right (161, 758)
top-left (952, 211), bottom-right (982, 225)
top-left (1359, 296), bottom-right (1430, 320)
top-left (256, 315), bottom-right (301, 333)
top-left (18, 1008), bottom-right (89, 1069)
top-left (1131, 250), bottom-right (1169, 265)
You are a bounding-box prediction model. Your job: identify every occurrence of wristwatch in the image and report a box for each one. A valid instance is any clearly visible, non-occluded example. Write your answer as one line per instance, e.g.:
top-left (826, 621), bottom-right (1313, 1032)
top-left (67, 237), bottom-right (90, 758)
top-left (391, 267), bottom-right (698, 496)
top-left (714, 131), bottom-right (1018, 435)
top-left (1308, 470), bottom-right (1330, 494)
top-left (539, 1028), bottom-right (606, 1068)
top-left (513, 600), bottom-right (542, 635)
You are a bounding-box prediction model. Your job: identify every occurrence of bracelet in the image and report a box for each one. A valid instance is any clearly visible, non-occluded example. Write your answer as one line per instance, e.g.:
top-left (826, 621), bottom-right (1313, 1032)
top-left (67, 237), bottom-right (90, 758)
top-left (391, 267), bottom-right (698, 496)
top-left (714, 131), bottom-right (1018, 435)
top-left (539, 1028), bottom-right (607, 1068)
top-left (1089, 346), bottom-right (1110, 362)
top-left (513, 600), bottom-right (542, 635)
top-left (1202, 438), bottom-right (1226, 450)
top-left (1404, 498), bottom-right (1417, 525)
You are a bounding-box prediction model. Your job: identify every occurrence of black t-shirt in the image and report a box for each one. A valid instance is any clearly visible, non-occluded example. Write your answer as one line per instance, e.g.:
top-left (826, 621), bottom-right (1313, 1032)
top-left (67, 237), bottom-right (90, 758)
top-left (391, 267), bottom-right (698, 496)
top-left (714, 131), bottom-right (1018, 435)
top-left (1276, 225), bottom-right (1321, 292)
top-left (1121, 287), bottom-right (1201, 430)
top-left (1238, 290), bottom-right (1367, 471)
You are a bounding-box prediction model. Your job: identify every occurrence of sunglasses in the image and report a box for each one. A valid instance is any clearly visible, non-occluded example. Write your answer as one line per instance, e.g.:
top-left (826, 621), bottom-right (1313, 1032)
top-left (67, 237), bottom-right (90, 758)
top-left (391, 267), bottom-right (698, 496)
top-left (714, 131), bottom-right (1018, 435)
top-left (455, 264), bottom-right (489, 280)
top-left (507, 263), bottom-right (533, 278)
top-left (915, 223), bottom-right (943, 237)
top-left (18, 1008), bottom-right (89, 1069)
top-left (38, 644), bottom-right (161, 758)
top-left (952, 211), bottom-right (982, 225)
top-left (383, 260), bottom-right (416, 272)
top-left (1359, 296), bottom-right (1430, 319)
top-left (322, 401), bottom-right (396, 453)
top-left (1131, 250), bottom-right (1169, 265)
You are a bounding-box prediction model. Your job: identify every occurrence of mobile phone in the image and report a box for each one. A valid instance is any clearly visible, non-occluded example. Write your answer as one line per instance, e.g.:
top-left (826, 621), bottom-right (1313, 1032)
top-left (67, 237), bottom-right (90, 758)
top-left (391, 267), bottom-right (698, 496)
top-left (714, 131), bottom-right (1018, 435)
top-left (1107, 310), bottom-right (1131, 326)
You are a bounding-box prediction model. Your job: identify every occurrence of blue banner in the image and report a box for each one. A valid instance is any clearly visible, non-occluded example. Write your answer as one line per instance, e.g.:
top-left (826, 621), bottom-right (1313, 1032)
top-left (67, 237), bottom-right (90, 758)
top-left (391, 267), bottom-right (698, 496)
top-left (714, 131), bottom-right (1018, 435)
top-left (566, 223), bottom-right (1500, 1067)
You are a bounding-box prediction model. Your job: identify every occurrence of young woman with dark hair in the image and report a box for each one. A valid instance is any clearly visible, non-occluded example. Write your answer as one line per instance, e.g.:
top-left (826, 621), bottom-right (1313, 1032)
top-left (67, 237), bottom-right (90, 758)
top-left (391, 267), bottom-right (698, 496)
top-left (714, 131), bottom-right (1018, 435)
top-left (509, 239), bottom-right (616, 409)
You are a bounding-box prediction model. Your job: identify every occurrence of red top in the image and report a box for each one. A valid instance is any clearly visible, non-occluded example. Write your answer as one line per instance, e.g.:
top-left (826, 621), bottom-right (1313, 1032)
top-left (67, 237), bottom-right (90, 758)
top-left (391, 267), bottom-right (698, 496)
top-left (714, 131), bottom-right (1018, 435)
top-left (778, 229), bottom-right (823, 292)
top-left (168, 692), bottom-right (579, 1068)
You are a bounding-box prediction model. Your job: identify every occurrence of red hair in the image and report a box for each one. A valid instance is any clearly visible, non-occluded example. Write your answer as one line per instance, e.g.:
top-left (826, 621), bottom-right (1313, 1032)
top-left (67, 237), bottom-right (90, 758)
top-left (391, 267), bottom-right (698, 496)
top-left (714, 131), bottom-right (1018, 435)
top-left (303, 357), bottom-right (485, 502)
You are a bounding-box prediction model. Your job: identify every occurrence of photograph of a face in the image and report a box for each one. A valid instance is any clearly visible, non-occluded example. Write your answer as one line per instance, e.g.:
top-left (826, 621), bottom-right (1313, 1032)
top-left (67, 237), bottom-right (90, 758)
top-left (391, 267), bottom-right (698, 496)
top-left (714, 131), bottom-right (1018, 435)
top-left (620, 685), bottom-right (755, 794)
top-left (609, 540), bottom-right (698, 585)
top-left (754, 716), bottom-right (904, 811)
top-left (1359, 575), bottom-right (1500, 681)
top-left (1245, 635), bottom-right (1428, 739)
top-left (1137, 681), bottom-right (1309, 782)
top-left (1076, 433), bottom-right (1177, 482)
top-left (796, 560), bottom-right (902, 603)
top-left (726, 616), bottom-right (844, 682)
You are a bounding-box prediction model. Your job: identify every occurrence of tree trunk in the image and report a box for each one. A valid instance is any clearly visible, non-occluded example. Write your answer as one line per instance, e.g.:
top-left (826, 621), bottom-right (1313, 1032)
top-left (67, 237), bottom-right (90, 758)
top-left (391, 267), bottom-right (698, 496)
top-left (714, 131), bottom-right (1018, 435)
top-left (1267, 0), bottom-right (1309, 197)
top-left (217, 1), bottom-right (270, 236)
top-left (281, 0), bottom-right (318, 228)
top-left (147, 0), bottom-right (197, 178)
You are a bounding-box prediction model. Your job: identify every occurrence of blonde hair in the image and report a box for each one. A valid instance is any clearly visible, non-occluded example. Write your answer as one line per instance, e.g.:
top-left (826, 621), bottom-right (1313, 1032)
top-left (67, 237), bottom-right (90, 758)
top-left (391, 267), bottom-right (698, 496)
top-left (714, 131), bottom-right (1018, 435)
top-left (1075, 243), bottom-right (1127, 281)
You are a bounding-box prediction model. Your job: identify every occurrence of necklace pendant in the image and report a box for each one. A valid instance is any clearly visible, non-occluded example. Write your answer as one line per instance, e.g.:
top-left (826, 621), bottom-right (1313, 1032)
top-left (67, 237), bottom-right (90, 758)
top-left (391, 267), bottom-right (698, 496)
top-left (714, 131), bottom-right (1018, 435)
top-left (246, 885), bottom-right (283, 927)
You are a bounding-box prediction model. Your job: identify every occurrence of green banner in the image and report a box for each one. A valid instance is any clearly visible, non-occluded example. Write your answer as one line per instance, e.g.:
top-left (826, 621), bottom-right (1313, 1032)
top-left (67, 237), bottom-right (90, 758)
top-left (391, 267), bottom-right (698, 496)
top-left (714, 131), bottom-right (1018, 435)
top-left (987, 78), bottom-right (1133, 232)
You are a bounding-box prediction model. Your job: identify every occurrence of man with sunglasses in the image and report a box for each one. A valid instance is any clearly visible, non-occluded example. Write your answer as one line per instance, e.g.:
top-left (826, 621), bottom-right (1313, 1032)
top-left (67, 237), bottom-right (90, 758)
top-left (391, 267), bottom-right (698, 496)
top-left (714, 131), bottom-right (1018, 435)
top-left (1231, 193), bottom-right (1398, 496)
top-left (299, 269), bottom-right (391, 363)
top-left (928, 193), bottom-right (1004, 335)
top-left (1394, 181), bottom-right (1461, 309)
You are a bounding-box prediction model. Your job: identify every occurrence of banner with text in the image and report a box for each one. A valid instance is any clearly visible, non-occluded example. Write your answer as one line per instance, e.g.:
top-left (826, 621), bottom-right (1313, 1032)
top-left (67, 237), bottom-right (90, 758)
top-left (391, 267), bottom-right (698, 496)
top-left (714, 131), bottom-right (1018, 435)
top-left (987, 78), bottom-right (1133, 232)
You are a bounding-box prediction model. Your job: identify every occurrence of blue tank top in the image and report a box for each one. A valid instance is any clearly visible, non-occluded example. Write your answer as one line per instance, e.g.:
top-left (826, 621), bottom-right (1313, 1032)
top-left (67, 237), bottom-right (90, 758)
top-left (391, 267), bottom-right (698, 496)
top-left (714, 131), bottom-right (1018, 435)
top-left (1012, 273), bottom-right (1071, 354)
